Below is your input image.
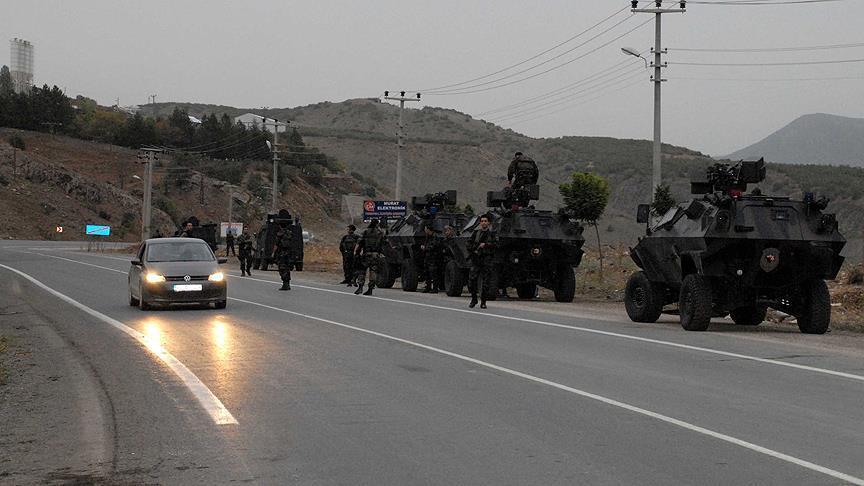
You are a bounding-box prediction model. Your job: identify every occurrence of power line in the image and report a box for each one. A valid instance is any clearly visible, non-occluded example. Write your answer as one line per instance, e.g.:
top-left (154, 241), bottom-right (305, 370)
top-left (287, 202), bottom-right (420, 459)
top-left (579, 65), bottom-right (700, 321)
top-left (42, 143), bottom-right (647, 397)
top-left (673, 74), bottom-right (864, 81)
top-left (669, 41), bottom-right (864, 53)
top-left (685, 0), bottom-right (844, 5)
top-left (419, 5), bottom-right (631, 93)
top-left (425, 17), bottom-right (653, 96)
top-left (669, 57), bottom-right (864, 66)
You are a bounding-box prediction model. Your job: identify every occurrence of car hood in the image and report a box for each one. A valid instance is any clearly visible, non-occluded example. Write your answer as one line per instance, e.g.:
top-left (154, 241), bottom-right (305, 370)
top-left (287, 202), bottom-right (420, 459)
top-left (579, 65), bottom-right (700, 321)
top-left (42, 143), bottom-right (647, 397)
top-left (143, 261), bottom-right (220, 277)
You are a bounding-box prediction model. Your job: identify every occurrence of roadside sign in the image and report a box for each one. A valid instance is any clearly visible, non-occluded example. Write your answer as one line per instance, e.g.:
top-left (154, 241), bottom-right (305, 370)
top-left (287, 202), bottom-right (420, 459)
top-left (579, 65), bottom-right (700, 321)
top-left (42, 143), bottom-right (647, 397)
top-left (363, 200), bottom-right (406, 223)
top-left (220, 222), bottom-right (243, 237)
top-left (55, 226), bottom-right (63, 233)
top-left (85, 225), bottom-right (111, 236)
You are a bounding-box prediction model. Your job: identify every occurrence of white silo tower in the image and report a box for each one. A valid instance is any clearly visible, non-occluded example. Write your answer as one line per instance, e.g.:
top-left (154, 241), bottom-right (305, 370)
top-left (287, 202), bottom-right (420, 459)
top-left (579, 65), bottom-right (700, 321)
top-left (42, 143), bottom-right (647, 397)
top-left (10, 38), bottom-right (34, 94)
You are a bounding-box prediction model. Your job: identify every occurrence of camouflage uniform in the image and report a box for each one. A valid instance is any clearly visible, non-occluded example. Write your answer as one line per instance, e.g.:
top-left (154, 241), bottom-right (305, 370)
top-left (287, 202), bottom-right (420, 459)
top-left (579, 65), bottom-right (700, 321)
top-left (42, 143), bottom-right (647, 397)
top-left (506, 154), bottom-right (539, 207)
top-left (354, 223), bottom-right (385, 295)
top-left (421, 230), bottom-right (443, 293)
top-left (339, 231), bottom-right (360, 285)
top-left (467, 227), bottom-right (498, 307)
top-left (237, 232), bottom-right (254, 276)
top-left (274, 228), bottom-right (293, 290)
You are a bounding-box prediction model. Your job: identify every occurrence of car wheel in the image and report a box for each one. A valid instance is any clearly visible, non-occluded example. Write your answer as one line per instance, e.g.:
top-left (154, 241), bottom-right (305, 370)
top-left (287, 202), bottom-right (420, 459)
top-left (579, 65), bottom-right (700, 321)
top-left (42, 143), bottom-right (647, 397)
top-left (215, 300), bottom-right (227, 309)
top-left (624, 271), bottom-right (664, 323)
top-left (679, 274), bottom-right (712, 331)
top-left (797, 279), bottom-right (830, 334)
top-left (139, 294), bottom-right (151, 311)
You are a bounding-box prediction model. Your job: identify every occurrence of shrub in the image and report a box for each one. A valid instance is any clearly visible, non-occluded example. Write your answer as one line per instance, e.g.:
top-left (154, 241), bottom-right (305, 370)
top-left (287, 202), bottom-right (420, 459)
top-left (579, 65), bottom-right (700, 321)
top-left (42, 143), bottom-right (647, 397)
top-left (7, 135), bottom-right (25, 150)
top-left (848, 265), bottom-right (864, 285)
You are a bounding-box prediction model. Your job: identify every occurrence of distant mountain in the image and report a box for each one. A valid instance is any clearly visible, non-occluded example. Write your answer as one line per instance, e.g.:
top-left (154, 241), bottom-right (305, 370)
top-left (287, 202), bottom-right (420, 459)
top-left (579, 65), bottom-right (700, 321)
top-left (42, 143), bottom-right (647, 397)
top-left (725, 113), bottom-right (864, 167)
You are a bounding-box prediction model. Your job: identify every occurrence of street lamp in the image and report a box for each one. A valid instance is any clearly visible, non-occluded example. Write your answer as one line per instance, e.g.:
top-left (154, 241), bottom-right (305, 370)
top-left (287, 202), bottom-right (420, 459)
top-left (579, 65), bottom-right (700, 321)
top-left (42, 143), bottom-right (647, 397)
top-left (621, 47), bottom-right (647, 68)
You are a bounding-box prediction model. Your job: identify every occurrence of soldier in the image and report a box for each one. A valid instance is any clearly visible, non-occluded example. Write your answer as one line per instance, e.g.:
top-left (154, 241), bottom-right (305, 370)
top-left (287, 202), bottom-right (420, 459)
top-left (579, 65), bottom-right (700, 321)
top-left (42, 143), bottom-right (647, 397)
top-left (354, 219), bottom-right (385, 296)
top-left (420, 224), bottom-right (442, 293)
top-left (179, 222), bottom-right (194, 237)
top-left (272, 226), bottom-right (294, 291)
top-left (339, 224), bottom-right (360, 285)
top-left (237, 229), bottom-right (254, 277)
top-left (153, 228), bottom-right (164, 239)
top-left (225, 230), bottom-right (236, 256)
top-left (467, 214), bottom-right (497, 309)
top-left (506, 152), bottom-right (540, 208)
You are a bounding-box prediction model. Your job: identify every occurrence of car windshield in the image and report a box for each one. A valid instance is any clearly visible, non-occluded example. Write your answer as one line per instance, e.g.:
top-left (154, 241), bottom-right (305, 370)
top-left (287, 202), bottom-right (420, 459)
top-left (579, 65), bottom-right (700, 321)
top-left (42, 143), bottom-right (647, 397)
top-left (146, 242), bottom-right (214, 262)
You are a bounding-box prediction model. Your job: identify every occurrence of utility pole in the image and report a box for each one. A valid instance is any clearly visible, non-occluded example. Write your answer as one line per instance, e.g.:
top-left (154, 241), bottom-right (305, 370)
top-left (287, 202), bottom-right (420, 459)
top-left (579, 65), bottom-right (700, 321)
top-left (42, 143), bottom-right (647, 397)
top-left (263, 119), bottom-right (289, 212)
top-left (383, 91), bottom-right (421, 201)
top-left (149, 94), bottom-right (157, 105)
top-left (137, 147), bottom-right (162, 240)
top-left (630, 1), bottom-right (685, 199)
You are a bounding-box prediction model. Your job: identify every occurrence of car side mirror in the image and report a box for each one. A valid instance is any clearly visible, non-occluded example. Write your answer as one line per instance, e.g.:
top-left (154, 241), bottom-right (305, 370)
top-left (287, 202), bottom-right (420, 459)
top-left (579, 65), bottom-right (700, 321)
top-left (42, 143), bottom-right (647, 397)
top-left (217, 257), bottom-right (228, 264)
top-left (636, 204), bottom-right (651, 224)
top-left (131, 259), bottom-right (142, 266)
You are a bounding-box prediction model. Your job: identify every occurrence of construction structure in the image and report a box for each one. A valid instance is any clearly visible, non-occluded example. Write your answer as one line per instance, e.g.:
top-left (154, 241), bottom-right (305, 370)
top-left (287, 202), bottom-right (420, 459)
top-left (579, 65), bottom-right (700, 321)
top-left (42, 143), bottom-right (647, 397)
top-left (10, 38), bottom-right (34, 94)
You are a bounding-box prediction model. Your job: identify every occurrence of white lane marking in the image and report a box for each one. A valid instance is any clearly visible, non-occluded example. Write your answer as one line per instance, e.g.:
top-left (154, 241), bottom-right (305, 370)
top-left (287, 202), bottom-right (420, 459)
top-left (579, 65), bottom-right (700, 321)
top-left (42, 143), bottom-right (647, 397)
top-left (224, 270), bottom-right (864, 384)
top-left (38, 250), bottom-right (864, 385)
top-left (229, 295), bottom-right (864, 485)
top-left (0, 262), bottom-right (238, 426)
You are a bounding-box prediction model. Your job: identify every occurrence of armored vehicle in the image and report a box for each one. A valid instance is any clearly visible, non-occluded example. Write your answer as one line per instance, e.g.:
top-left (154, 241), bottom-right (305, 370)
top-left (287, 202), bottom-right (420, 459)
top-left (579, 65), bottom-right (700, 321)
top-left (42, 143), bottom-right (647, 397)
top-left (176, 216), bottom-right (218, 252)
top-left (252, 209), bottom-right (305, 271)
top-left (442, 185), bottom-right (585, 302)
top-left (625, 159), bottom-right (845, 334)
top-left (379, 191), bottom-right (469, 291)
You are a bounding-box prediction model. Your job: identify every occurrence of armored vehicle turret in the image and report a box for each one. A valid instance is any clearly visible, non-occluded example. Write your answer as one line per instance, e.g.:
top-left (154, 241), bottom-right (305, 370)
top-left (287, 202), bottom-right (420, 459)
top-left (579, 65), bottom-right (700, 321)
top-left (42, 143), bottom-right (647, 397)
top-left (442, 184), bottom-right (585, 302)
top-left (253, 209), bottom-right (305, 271)
top-left (380, 190), bottom-right (469, 291)
top-left (625, 159), bottom-right (845, 334)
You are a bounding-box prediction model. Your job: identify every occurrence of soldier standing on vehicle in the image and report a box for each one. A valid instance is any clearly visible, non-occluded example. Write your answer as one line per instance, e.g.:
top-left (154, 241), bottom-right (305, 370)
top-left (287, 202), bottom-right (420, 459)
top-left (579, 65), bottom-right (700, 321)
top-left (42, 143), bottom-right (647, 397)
top-left (467, 214), bottom-right (497, 309)
top-left (273, 226), bottom-right (294, 291)
top-left (506, 152), bottom-right (540, 208)
top-left (420, 224), bottom-right (442, 293)
top-left (237, 229), bottom-right (254, 277)
top-left (354, 219), bottom-right (385, 296)
top-left (339, 224), bottom-right (359, 285)
top-left (225, 230), bottom-right (236, 256)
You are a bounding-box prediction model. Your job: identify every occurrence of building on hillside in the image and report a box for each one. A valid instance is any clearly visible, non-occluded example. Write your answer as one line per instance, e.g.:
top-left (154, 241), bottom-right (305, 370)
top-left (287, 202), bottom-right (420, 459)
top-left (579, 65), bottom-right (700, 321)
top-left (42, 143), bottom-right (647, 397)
top-left (234, 113), bottom-right (284, 134)
top-left (188, 115), bottom-right (202, 125)
top-left (10, 38), bottom-right (34, 94)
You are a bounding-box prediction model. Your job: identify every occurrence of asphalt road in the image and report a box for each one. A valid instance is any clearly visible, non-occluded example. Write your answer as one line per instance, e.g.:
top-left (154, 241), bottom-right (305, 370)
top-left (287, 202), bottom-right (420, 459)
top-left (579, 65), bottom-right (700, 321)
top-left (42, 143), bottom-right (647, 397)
top-left (1, 240), bottom-right (863, 485)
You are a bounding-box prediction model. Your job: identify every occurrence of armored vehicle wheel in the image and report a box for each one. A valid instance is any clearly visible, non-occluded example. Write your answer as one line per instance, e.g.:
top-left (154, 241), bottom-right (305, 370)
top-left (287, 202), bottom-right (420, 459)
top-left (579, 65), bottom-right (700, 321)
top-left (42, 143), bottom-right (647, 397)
top-left (444, 260), bottom-right (464, 297)
top-left (253, 258), bottom-right (261, 270)
top-left (482, 271), bottom-right (498, 301)
top-left (261, 260), bottom-right (269, 271)
top-left (624, 271), bottom-right (664, 323)
top-left (401, 260), bottom-right (418, 292)
top-left (516, 284), bottom-right (537, 300)
top-left (553, 264), bottom-right (576, 303)
top-left (730, 306), bottom-right (766, 326)
top-left (679, 274), bottom-right (712, 331)
top-left (377, 263), bottom-right (396, 289)
top-left (797, 279), bottom-right (831, 335)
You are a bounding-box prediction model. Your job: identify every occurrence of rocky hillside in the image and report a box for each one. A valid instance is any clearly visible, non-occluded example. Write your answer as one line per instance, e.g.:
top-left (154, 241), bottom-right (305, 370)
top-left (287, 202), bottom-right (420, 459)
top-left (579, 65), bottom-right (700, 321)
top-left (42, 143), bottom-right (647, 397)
top-left (726, 113), bottom-right (864, 167)
top-left (0, 128), bottom-right (365, 243)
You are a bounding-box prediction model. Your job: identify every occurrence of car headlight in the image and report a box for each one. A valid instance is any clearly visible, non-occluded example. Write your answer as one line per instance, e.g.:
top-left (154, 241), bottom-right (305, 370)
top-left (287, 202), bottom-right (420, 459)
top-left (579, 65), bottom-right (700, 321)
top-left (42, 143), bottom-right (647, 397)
top-left (208, 272), bottom-right (225, 282)
top-left (145, 273), bottom-right (166, 284)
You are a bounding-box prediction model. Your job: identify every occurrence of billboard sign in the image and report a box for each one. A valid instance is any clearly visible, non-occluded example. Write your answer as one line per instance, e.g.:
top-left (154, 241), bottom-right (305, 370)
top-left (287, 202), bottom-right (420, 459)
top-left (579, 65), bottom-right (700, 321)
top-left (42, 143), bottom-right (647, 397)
top-left (220, 222), bottom-right (244, 237)
top-left (85, 225), bottom-right (111, 236)
top-left (362, 200), bottom-right (406, 223)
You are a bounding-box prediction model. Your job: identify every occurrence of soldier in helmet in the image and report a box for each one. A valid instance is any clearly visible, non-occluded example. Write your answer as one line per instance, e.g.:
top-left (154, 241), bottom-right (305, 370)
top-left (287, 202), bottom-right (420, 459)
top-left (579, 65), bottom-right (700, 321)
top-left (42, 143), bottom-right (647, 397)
top-left (237, 228), bottom-right (254, 277)
top-left (506, 152), bottom-right (540, 208)
top-left (467, 214), bottom-right (498, 309)
top-left (272, 225), bottom-right (294, 290)
top-left (354, 219), bottom-right (385, 296)
top-left (339, 224), bottom-right (360, 285)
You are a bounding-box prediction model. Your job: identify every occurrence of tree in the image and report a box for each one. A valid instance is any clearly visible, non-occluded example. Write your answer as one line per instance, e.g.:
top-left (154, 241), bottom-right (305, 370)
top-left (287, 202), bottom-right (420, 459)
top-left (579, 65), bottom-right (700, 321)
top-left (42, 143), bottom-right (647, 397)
top-left (651, 184), bottom-right (677, 216)
top-left (559, 172), bottom-right (611, 280)
top-left (0, 65), bottom-right (12, 95)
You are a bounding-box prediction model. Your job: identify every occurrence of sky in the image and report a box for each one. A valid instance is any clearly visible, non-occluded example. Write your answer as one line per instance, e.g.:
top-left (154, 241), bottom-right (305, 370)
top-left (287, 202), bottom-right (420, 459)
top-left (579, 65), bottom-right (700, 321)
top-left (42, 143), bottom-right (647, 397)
top-left (3, 0), bottom-right (864, 156)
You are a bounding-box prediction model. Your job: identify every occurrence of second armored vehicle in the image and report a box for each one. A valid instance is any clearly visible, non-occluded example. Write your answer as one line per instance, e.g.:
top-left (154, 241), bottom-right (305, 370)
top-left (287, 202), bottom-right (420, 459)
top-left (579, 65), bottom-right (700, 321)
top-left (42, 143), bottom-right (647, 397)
top-left (625, 159), bottom-right (845, 334)
top-left (443, 185), bottom-right (585, 302)
top-left (379, 191), bottom-right (469, 291)
top-left (176, 216), bottom-right (219, 252)
top-left (252, 209), bottom-right (305, 271)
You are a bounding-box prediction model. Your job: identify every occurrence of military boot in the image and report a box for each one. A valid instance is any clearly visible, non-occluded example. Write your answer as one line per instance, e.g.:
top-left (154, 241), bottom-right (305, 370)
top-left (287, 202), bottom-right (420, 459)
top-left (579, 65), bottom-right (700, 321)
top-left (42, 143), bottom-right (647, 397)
top-left (469, 293), bottom-right (478, 308)
top-left (354, 283), bottom-right (364, 295)
top-left (480, 300), bottom-right (487, 309)
top-left (363, 284), bottom-right (374, 296)
top-left (422, 284), bottom-right (431, 293)
top-left (279, 283), bottom-right (290, 291)
top-left (241, 270), bottom-right (246, 277)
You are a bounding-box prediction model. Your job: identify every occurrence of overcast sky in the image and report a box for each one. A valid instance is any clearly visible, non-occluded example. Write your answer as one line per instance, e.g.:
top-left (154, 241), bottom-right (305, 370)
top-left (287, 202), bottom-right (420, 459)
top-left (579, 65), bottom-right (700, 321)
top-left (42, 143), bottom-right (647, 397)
top-left (3, 0), bottom-right (864, 155)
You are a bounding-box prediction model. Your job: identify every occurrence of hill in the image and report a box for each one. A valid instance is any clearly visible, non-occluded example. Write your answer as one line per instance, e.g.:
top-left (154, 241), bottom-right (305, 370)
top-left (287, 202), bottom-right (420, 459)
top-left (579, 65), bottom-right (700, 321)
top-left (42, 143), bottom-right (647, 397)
top-left (140, 99), bottom-right (864, 259)
top-left (0, 128), bottom-right (365, 243)
top-left (726, 113), bottom-right (864, 167)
